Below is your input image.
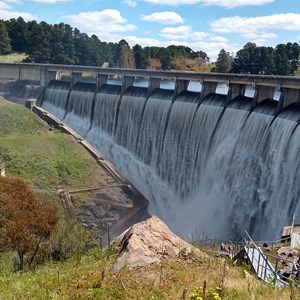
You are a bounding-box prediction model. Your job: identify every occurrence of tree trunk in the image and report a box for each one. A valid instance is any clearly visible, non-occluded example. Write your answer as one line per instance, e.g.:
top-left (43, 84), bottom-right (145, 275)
top-left (18, 251), bottom-right (24, 270)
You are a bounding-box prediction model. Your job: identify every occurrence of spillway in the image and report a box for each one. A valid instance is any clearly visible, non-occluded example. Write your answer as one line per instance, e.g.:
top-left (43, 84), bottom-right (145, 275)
top-left (42, 80), bottom-right (300, 241)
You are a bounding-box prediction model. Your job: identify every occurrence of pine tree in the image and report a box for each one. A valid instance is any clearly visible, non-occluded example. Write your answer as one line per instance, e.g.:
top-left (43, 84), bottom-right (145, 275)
top-left (0, 20), bottom-right (11, 54)
top-left (215, 49), bottom-right (233, 73)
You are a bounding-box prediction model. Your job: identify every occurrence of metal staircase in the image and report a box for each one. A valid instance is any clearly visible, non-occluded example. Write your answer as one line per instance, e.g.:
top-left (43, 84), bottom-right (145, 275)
top-left (243, 231), bottom-right (287, 287)
top-left (244, 245), bottom-right (286, 287)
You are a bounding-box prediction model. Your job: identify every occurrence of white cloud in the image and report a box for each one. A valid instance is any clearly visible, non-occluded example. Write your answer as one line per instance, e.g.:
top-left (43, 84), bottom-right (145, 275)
top-left (199, 0), bottom-right (273, 8)
top-left (123, 0), bottom-right (137, 7)
top-left (141, 11), bottom-right (184, 25)
top-left (144, 0), bottom-right (273, 8)
top-left (0, 1), bottom-right (11, 9)
top-left (4, 0), bottom-right (23, 3)
top-left (192, 31), bottom-right (210, 40)
top-left (125, 34), bottom-right (239, 61)
top-left (241, 32), bottom-right (277, 40)
top-left (209, 35), bottom-right (228, 42)
top-left (161, 25), bottom-right (192, 40)
top-left (160, 25), bottom-right (228, 44)
top-left (211, 13), bottom-right (300, 34)
top-left (144, 0), bottom-right (200, 5)
top-left (0, 9), bottom-right (36, 20)
top-left (32, 0), bottom-right (70, 3)
top-left (65, 9), bottom-right (136, 42)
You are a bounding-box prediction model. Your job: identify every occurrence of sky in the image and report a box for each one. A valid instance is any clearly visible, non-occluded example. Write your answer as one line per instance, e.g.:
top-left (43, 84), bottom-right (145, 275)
top-left (0, 0), bottom-right (299, 61)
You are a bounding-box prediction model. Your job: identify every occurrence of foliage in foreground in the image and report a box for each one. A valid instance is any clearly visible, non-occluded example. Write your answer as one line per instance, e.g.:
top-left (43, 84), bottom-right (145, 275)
top-left (0, 244), bottom-right (299, 300)
top-left (0, 176), bottom-right (58, 270)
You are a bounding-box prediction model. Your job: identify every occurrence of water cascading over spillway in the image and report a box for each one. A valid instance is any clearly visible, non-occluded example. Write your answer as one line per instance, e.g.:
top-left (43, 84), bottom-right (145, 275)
top-left (41, 80), bottom-right (70, 120)
top-left (42, 80), bottom-right (300, 241)
top-left (63, 82), bottom-right (96, 135)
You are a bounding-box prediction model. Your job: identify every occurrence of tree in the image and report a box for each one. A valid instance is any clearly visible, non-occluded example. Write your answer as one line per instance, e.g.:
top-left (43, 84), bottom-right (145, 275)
top-left (133, 44), bottom-right (148, 69)
top-left (148, 58), bottom-right (162, 70)
top-left (274, 43), bottom-right (291, 75)
top-left (215, 49), bottom-right (233, 73)
top-left (26, 21), bottom-right (51, 63)
top-left (172, 56), bottom-right (209, 71)
top-left (286, 42), bottom-right (300, 74)
top-left (156, 47), bottom-right (172, 70)
top-left (50, 23), bottom-right (76, 65)
top-left (231, 42), bottom-right (257, 74)
top-left (6, 17), bottom-right (28, 53)
top-left (0, 20), bottom-right (11, 54)
top-left (116, 39), bottom-right (135, 68)
top-left (0, 176), bottom-right (58, 270)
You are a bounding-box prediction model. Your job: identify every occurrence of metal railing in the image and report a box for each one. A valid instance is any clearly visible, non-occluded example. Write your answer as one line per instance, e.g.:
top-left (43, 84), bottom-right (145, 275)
top-left (192, 231), bottom-right (296, 287)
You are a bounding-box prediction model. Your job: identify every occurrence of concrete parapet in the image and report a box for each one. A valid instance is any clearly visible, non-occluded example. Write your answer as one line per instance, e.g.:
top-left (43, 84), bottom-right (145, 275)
top-left (0, 64), bottom-right (19, 80)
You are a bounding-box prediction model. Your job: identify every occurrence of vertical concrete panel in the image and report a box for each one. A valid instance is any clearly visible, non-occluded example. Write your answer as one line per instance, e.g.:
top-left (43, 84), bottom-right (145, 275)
top-left (19, 66), bottom-right (41, 83)
top-left (200, 81), bottom-right (218, 101)
top-left (173, 79), bottom-right (189, 100)
top-left (147, 77), bottom-right (161, 97)
top-left (122, 76), bottom-right (134, 94)
top-left (229, 83), bottom-right (246, 101)
top-left (72, 72), bottom-right (82, 86)
top-left (0, 64), bottom-right (20, 80)
top-left (96, 74), bottom-right (108, 91)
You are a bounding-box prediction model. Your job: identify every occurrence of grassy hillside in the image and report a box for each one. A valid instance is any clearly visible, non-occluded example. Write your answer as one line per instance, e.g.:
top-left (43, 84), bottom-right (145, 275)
top-left (0, 97), bottom-right (48, 136)
top-left (0, 97), bottom-right (109, 191)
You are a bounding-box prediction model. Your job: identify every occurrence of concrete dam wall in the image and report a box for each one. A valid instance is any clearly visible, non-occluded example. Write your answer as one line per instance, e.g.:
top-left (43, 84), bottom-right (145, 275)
top-left (1, 63), bottom-right (300, 240)
top-left (41, 77), bottom-right (300, 241)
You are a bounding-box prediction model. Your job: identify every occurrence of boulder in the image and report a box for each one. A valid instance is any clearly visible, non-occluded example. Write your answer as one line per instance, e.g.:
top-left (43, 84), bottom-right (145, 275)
top-left (112, 215), bottom-right (206, 271)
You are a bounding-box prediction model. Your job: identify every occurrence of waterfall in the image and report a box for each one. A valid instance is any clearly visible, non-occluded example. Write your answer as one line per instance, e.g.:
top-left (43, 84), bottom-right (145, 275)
top-left (42, 81), bottom-right (300, 240)
top-left (63, 82), bottom-right (95, 136)
top-left (41, 80), bottom-right (70, 120)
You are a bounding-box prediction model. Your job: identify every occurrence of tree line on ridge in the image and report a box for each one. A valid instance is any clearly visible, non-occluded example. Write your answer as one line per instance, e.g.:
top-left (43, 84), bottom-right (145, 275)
top-left (0, 17), bottom-right (299, 76)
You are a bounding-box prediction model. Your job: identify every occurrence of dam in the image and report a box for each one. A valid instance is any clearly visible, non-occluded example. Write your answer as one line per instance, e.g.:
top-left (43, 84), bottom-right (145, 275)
top-left (1, 63), bottom-right (300, 241)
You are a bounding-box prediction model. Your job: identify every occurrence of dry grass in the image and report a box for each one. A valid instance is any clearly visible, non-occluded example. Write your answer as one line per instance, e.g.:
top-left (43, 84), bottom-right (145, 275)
top-left (0, 246), bottom-right (297, 300)
top-left (0, 53), bottom-right (27, 63)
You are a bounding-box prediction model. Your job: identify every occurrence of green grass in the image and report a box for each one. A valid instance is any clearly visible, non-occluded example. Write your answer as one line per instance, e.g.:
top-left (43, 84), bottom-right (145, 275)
top-left (0, 97), bottom-right (48, 136)
top-left (0, 97), bottom-right (109, 191)
top-left (0, 53), bottom-right (27, 63)
top-left (0, 246), bottom-right (297, 300)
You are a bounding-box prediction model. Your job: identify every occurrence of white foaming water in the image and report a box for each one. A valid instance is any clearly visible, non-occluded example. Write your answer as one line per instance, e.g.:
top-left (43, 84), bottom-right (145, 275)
top-left (42, 81), bottom-right (300, 240)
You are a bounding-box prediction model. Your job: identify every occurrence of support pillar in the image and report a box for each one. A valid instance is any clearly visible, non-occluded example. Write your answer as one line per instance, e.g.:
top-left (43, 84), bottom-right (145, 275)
top-left (229, 83), bottom-right (246, 101)
top-left (173, 79), bottom-right (189, 101)
top-left (251, 85), bottom-right (276, 110)
top-left (200, 80), bottom-right (219, 101)
top-left (96, 74), bottom-right (108, 91)
top-left (72, 71), bottom-right (82, 87)
top-left (147, 77), bottom-right (161, 98)
top-left (122, 75), bottom-right (134, 94)
top-left (45, 70), bottom-right (59, 86)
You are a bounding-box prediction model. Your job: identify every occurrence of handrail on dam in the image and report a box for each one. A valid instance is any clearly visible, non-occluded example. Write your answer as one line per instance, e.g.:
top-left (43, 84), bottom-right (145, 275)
top-left (0, 62), bottom-right (300, 110)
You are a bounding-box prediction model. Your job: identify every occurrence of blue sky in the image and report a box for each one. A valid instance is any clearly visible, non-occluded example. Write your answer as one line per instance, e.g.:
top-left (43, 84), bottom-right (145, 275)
top-left (0, 0), bottom-right (299, 60)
